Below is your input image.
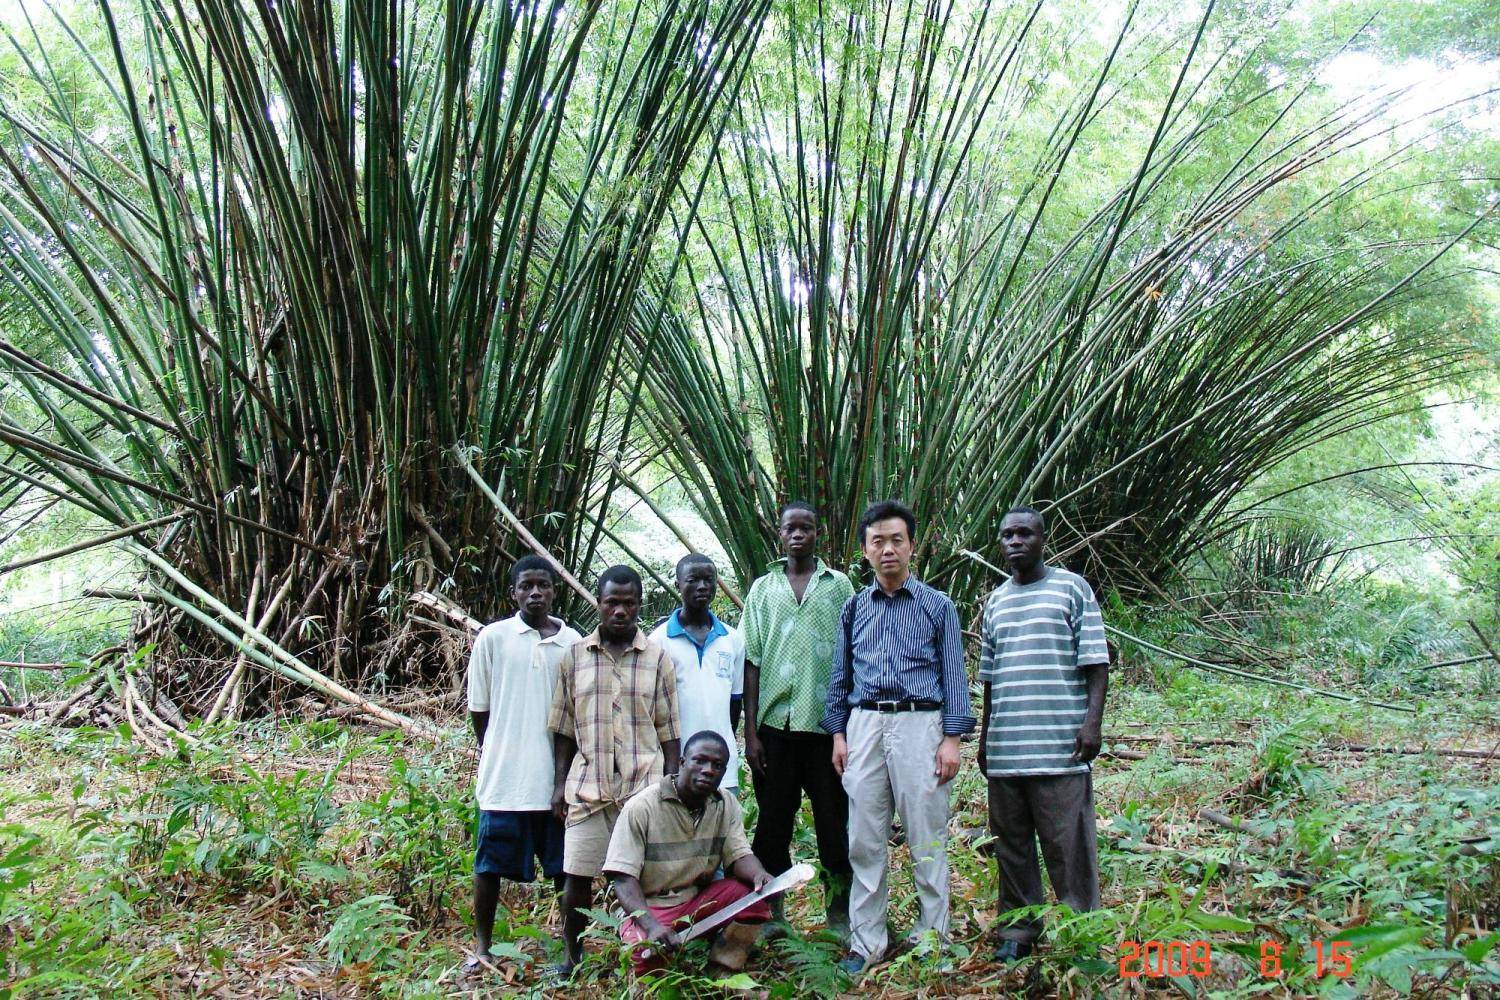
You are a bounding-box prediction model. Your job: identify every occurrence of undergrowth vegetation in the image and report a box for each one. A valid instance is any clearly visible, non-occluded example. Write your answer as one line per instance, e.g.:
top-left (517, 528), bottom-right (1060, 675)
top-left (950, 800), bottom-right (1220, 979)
top-left (1, 582), bottom-right (1496, 998)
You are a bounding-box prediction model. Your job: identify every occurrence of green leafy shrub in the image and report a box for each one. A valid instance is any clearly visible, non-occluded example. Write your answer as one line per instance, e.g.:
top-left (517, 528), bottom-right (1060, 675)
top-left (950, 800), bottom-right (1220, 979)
top-left (320, 894), bottom-right (417, 971)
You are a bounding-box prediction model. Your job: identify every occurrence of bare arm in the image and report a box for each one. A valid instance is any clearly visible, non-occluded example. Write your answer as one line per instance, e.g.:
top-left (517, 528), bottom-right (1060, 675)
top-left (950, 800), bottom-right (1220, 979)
top-left (661, 739), bottom-right (680, 776)
top-left (729, 853), bottom-right (773, 892)
top-left (552, 733), bottom-right (577, 822)
top-left (470, 710), bottom-right (489, 747)
top-left (977, 681), bottom-right (991, 774)
top-left (729, 698), bottom-right (741, 734)
top-left (742, 661), bottom-right (765, 775)
top-left (1071, 664), bottom-right (1108, 763)
top-left (610, 873), bottom-right (678, 949)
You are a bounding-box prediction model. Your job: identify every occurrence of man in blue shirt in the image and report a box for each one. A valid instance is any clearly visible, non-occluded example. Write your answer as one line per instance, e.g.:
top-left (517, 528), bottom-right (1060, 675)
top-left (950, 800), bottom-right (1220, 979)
top-left (824, 499), bottom-right (975, 974)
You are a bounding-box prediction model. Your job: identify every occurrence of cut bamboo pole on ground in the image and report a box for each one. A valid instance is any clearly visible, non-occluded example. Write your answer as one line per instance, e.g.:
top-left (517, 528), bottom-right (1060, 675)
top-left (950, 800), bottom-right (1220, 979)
top-left (1198, 808), bottom-right (1281, 845)
top-left (128, 542), bottom-right (438, 740)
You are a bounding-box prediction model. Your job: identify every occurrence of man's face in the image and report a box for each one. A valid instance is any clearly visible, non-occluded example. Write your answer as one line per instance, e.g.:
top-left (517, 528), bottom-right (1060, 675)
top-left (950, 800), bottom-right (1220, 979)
top-left (862, 516), bottom-right (914, 580)
top-left (676, 562), bottom-right (717, 614)
top-left (511, 569), bottom-right (556, 619)
top-left (779, 508), bottom-right (818, 560)
top-left (680, 739), bottom-right (728, 797)
top-left (1001, 512), bottom-right (1045, 572)
top-left (597, 580), bottom-right (641, 636)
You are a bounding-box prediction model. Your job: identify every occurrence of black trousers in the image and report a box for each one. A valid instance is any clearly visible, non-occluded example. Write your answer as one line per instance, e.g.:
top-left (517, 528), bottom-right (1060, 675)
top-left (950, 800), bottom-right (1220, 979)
top-left (750, 725), bottom-right (852, 878)
top-left (988, 771), bottom-right (1100, 944)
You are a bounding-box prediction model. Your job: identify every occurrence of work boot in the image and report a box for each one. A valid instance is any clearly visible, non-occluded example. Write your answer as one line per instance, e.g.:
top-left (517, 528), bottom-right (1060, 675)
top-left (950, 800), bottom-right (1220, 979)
top-left (758, 896), bottom-right (790, 941)
top-left (709, 921), bottom-right (760, 971)
top-left (824, 875), bottom-right (851, 943)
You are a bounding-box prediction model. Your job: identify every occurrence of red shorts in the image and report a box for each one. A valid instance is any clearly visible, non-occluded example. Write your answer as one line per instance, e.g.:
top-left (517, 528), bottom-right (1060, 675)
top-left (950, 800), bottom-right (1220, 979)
top-left (619, 878), bottom-right (772, 973)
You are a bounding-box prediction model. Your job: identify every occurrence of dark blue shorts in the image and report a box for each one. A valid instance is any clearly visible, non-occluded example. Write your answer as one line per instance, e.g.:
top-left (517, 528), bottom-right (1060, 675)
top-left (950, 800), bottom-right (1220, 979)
top-left (475, 809), bottom-right (565, 882)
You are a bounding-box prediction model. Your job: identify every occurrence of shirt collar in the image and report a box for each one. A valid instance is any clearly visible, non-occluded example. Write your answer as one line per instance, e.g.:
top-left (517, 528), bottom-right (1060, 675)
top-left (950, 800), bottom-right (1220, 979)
top-left (583, 627), bottom-right (649, 651)
top-left (659, 773), bottom-right (722, 808)
top-left (509, 612), bottom-right (568, 641)
top-left (868, 574), bottom-right (920, 600)
top-left (766, 556), bottom-right (836, 577)
top-left (665, 608), bottom-right (728, 644)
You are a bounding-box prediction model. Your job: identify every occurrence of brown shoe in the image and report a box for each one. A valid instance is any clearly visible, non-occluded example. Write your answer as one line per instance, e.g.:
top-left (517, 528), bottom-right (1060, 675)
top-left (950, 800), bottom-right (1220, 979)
top-left (709, 921), bottom-right (761, 970)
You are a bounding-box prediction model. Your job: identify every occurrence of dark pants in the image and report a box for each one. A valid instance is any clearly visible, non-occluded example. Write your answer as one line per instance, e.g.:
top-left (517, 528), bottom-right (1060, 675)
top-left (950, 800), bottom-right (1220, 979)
top-left (988, 772), bottom-right (1100, 944)
top-left (751, 726), bottom-right (852, 878)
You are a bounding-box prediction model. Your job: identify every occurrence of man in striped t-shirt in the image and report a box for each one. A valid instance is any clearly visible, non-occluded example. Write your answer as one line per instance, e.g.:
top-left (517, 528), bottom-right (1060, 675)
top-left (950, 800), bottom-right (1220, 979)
top-left (978, 505), bottom-right (1109, 962)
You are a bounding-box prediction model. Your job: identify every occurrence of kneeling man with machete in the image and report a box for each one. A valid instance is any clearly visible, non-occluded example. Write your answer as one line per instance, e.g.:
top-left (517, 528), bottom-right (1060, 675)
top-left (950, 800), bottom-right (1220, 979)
top-left (603, 730), bottom-right (810, 976)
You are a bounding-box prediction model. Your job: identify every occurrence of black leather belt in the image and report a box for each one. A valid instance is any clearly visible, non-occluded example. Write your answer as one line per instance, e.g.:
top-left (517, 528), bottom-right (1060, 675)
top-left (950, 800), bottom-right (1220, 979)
top-left (858, 699), bottom-right (941, 713)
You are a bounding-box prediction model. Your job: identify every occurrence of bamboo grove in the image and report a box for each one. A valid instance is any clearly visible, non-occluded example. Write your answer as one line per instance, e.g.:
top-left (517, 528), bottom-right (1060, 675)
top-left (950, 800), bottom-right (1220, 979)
top-left (0, 0), bottom-right (1493, 731)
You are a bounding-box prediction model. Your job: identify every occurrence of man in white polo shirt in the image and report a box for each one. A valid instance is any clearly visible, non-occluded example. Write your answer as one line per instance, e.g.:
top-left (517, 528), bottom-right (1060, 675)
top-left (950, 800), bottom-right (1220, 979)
top-left (466, 555), bottom-right (582, 972)
top-left (649, 554), bottom-right (745, 793)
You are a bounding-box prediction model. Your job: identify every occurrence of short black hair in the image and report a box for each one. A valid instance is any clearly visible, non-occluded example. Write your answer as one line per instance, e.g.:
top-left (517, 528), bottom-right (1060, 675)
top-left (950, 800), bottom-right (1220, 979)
top-left (510, 554), bottom-right (557, 586)
top-left (596, 564), bottom-right (643, 598)
top-left (1003, 504), bottom-right (1045, 533)
top-left (675, 552), bottom-right (716, 577)
top-left (778, 500), bottom-right (818, 522)
top-left (858, 499), bottom-right (917, 545)
top-left (683, 729), bottom-right (731, 758)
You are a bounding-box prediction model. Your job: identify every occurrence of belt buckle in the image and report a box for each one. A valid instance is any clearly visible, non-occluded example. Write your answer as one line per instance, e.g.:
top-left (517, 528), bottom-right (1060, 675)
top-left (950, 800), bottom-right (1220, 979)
top-left (876, 700), bottom-right (899, 713)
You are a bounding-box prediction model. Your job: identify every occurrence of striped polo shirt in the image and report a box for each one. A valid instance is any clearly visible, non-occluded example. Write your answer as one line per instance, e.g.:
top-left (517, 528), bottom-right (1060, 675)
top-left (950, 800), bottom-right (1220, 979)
top-left (978, 567), bottom-right (1109, 777)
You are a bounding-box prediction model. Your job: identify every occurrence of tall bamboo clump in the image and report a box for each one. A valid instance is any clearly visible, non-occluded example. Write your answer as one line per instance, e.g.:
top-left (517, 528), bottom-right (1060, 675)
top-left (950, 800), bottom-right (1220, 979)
top-left (0, 0), bottom-right (768, 729)
top-left (630, 0), bottom-right (1492, 602)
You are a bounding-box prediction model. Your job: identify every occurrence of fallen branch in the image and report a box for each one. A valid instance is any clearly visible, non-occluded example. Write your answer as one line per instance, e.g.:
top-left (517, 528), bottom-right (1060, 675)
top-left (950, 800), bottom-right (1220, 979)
top-left (1102, 830), bottom-right (1316, 887)
top-left (1113, 733), bottom-right (1498, 762)
top-left (0, 511), bottom-right (189, 576)
top-left (409, 591), bottom-right (483, 636)
top-left (1198, 808), bottom-right (1281, 845)
top-left (956, 549), bottom-right (1413, 713)
top-left (129, 543), bottom-right (438, 740)
top-left (0, 660), bottom-right (72, 671)
top-left (605, 456), bottom-right (742, 610)
top-left (1466, 621), bottom-right (1500, 668)
top-left (454, 447), bottom-right (597, 610)
top-left (1419, 652), bottom-right (1495, 671)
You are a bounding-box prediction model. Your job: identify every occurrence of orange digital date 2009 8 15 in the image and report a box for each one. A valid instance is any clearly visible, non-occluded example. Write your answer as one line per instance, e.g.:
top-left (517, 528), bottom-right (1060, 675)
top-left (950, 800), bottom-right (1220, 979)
top-left (1118, 940), bottom-right (1355, 979)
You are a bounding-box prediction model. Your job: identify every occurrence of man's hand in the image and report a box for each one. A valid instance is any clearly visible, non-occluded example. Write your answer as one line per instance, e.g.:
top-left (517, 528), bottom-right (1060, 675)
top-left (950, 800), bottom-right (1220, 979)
top-left (831, 733), bottom-right (848, 776)
top-left (934, 735), bottom-right (960, 784)
top-left (1071, 720), bottom-right (1102, 764)
top-left (744, 731), bottom-right (767, 777)
top-left (550, 784), bottom-right (567, 823)
top-left (643, 919), bottom-right (680, 952)
top-left (750, 869), bottom-right (774, 893)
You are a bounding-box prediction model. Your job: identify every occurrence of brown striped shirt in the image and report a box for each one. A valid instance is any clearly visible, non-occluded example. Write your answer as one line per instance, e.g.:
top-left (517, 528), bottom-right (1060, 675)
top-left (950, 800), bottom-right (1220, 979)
top-left (548, 628), bottom-right (680, 824)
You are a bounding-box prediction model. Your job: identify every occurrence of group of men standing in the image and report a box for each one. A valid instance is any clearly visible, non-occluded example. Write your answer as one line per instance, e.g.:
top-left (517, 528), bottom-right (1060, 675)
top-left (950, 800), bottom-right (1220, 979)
top-left (465, 498), bottom-right (1111, 980)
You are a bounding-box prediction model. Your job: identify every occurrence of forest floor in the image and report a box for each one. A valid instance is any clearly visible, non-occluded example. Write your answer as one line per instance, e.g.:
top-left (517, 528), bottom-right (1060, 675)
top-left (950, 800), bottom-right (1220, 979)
top-left (2, 654), bottom-right (1498, 998)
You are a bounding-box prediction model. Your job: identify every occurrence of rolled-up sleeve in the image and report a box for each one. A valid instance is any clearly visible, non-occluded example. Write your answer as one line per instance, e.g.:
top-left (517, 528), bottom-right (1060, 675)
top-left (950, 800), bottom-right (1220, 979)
top-left (936, 597), bottom-right (975, 735)
top-left (653, 649), bottom-right (680, 743)
top-left (820, 597), bottom-right (857, 735)
top-left (548, 648), bottom-right (576, 739)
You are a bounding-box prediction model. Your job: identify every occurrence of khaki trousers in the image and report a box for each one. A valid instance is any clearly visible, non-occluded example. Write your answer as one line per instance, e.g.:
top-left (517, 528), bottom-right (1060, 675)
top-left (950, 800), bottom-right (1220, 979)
top-left (842, 708), bottom-right (950, 962)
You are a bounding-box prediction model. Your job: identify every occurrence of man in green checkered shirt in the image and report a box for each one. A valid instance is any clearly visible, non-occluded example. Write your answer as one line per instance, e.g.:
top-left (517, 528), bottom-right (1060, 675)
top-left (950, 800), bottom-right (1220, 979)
top-left (741, 501), bottom-right (856, 939)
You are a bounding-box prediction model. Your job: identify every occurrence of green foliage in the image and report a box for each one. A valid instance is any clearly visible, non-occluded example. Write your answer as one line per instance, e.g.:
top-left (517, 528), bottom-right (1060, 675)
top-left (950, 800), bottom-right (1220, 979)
top-left (320, 894), bottom-right (417, 972)
top-left (351, 754), bottom-right (470, 925)
top-left (123, 744), bottom-right (348, 893)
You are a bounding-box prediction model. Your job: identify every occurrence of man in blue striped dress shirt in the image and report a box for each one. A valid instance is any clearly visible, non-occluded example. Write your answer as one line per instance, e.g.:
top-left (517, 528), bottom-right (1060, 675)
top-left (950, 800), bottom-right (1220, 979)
top-left (979, 505), bottom-right (1109, 963)
top-left (824, 499), bottom-right (975, 974)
